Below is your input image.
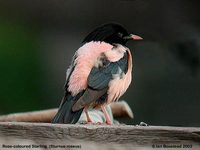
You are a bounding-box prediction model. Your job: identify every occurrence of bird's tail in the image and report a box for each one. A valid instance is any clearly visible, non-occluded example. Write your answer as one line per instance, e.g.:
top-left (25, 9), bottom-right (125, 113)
top-left (52, 92), bottom-right (84, 124)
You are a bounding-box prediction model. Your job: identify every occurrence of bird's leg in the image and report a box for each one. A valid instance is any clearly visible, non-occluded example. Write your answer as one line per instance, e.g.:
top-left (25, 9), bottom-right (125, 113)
top-left (84, 108), bottom-right (93, 123)
top-left (101, 105), bottom-right (112, 125)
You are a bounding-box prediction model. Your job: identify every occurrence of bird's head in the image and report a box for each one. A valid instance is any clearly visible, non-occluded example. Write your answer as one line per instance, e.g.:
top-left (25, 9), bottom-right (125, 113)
top-left (82, 23), bottom-right (143, 46)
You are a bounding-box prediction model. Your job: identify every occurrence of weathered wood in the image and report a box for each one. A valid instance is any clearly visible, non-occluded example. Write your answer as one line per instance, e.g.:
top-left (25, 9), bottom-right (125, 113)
top-left (0, 122), bottom-right (200, 150)
top-left (0, 109), bottom-right (57, 123)
top-left (0, 101), bottom-right (133, 123)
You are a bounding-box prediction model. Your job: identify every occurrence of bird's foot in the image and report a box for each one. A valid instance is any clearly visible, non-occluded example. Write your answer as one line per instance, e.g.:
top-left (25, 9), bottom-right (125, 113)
top-left (87, 121), bottom-right (95, 125)
top-left (95, 121), bottom-right (112, 125)
top-left (105, 121), bottom-right (112, 125)
top-left (79, 121), bottom-right (112, 125)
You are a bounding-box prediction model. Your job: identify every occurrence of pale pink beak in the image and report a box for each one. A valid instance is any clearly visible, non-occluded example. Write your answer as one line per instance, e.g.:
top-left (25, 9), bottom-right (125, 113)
top-left (131, 34), bottom-right (143, 40)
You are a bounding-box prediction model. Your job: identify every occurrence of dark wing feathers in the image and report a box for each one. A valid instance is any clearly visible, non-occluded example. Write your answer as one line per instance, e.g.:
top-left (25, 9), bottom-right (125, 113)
top-left (72, 87), bottom-right (108, 111)
top-left (88, 51), bottom-right (128, 90)
top-left (117, 52), bottom-right (128, 73)
top-left (72, 51), bottom-right (128, 111)
top-left (88, 67), bottom-right (112, 89)
top-left (52, 50), bottom-right (129, 124)
top-left (52, 90), bottom-right (84, 124)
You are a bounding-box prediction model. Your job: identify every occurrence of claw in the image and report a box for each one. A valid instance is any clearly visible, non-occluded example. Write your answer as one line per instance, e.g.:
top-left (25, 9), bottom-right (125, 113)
top-left (106, 121), bottom-right (112, 125)
top-left (84, 121), bottom-right (112, 125)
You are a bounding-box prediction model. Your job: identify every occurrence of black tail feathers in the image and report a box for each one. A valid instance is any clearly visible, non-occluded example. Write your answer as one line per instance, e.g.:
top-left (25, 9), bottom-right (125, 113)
top-left (52, 92), bottom-right (84, 124)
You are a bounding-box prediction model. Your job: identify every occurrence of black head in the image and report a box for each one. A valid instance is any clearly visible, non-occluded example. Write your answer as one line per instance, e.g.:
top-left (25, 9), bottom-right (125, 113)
top-left (82, 23), bottom-right (142, 46)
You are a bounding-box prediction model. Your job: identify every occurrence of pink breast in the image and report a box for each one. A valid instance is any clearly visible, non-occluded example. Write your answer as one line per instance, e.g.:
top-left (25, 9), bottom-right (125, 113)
top-left (107, 49), bottom-right (132, 103)
top-left (107, 71), bottom-right (132, 103)
top-left (68, 41), bottom-right (113, 96)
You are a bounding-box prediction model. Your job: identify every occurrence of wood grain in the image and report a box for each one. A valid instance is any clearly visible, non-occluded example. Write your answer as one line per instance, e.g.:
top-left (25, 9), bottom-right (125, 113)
top-left (0, 122), bottom-right (200, 150)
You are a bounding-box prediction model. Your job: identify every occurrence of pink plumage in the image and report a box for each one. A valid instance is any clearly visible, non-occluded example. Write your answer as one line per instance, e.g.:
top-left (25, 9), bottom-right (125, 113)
top-left (68, 41), bottom-right (132, 104)
top-left (52, 23), bottom-right (142, 125)
top-left (68, 42), bottom-right (113, 96)
top-left (107, 49), bottom-right (132, 103)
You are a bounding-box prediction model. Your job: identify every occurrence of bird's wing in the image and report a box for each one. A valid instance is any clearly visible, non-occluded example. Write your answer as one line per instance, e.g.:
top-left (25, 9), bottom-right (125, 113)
top-left (58, 54), bottom-right (77, 108)
top-left (64, 53), bottom-right (77, 90)
top-left (88, 52), bottom-right (128, 90)
top-left (72, 51), bottom-right (128, 111)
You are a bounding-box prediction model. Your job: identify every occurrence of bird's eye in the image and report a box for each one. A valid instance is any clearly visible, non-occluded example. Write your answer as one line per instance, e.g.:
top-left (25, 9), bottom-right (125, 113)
top-left (118, 32), bottom-right (123, 38)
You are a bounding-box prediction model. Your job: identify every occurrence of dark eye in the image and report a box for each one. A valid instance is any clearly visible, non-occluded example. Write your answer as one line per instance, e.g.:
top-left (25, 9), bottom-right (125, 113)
top-left (118, 32), bottom-right (123, 38)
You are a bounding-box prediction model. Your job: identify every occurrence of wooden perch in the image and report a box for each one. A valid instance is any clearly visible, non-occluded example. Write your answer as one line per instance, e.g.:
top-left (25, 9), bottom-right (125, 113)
top-left (0, 101), bottom-right (133, 123)
top-left (0, 122), bottom-right (200, 150)
top-left (0, 108), bottom-right (57, 123)
top-left (0, 109), bottom-right (57, 123)
top-left (0, 102), bottom-right (199, 149)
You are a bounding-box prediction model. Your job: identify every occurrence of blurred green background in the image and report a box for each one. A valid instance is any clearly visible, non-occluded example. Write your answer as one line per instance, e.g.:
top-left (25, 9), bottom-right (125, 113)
top-left (0, 0), bottom-right (200, 126)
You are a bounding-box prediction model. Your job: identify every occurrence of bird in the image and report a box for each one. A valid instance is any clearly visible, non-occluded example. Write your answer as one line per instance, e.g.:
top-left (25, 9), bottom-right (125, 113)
top-left (52, 23), bottom-right (142, 125)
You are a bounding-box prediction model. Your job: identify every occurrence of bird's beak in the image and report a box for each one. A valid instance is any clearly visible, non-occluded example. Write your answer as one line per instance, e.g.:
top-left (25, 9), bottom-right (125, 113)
top-left (123, 34), bottom-right (143, 40)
